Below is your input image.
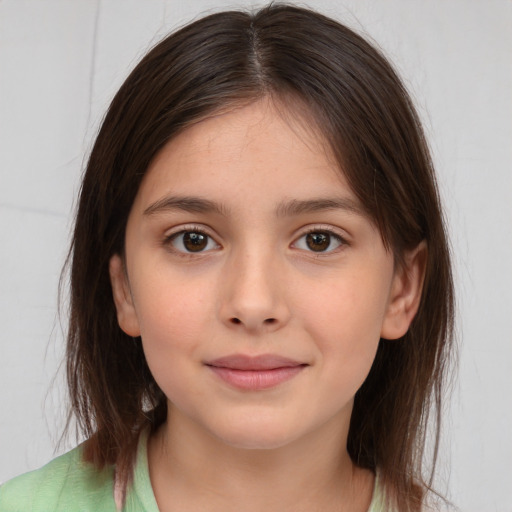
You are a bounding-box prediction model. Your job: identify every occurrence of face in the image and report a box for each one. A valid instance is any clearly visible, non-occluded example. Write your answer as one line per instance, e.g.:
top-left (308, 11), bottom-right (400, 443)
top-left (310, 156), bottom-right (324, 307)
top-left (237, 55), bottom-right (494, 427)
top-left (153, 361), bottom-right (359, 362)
top-left (110, 100), bottom-right (422, 451)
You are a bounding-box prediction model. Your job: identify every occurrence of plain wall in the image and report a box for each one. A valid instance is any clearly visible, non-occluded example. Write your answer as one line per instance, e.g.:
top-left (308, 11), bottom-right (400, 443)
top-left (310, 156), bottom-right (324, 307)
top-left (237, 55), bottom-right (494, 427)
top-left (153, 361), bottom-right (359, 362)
top-left (1, 1), bottom-right (511, 510)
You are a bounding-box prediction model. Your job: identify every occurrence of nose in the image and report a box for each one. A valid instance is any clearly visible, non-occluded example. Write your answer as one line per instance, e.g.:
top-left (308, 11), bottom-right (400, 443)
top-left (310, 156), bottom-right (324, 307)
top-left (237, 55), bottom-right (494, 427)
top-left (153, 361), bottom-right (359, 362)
top-left (218, 245), bottom-right (291, 334)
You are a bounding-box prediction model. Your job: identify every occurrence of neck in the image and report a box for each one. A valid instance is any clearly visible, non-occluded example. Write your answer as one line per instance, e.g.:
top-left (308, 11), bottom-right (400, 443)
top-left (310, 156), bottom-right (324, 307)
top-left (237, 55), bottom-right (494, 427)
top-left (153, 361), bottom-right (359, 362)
top-left (148, 406), bottom-right (374, 512)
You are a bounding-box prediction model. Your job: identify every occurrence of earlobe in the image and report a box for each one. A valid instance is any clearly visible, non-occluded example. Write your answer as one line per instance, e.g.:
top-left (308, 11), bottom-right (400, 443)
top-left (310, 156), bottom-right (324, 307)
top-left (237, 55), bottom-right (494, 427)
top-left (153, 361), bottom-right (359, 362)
top-left (109, 254), bottom-right (141, 337)
top-left (380, 241), bottom-right (427, 340)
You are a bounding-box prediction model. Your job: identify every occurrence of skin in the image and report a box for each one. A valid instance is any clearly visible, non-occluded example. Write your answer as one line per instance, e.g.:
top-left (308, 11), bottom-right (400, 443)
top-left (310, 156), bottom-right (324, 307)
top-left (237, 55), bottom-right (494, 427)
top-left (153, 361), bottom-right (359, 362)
top-left (110, 99), bottom-right (426, 511)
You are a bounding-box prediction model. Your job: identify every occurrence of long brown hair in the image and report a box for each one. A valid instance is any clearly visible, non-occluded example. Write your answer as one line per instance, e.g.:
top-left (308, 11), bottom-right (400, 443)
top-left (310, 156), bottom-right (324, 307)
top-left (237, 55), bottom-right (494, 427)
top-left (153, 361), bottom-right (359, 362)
top-left (65, 4), bottom-right (455, 510)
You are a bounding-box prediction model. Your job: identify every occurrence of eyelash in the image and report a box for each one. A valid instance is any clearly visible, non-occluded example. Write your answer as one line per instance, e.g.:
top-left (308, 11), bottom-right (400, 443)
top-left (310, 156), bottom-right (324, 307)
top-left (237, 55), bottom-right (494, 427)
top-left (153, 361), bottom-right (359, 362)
top-left (164, 225), bottom-right (219, 256)
top-left (292, 227), bottom-right (347, 254)
top-left (163, 225), bottom-right (348, 256)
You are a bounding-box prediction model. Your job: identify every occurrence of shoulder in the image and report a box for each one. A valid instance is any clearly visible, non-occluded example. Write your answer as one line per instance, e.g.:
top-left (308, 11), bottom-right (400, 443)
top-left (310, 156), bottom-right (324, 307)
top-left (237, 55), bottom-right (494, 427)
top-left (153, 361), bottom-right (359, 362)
top-left (367, 470), bottom-right (388, 512)
top-left (0, 444), bottom-right (116, 512)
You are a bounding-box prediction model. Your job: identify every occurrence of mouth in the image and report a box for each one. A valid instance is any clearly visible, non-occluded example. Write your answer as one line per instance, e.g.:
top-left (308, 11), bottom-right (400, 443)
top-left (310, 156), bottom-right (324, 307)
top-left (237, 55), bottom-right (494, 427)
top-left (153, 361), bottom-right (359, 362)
top-left (205, 354), bottom-right (308, 391)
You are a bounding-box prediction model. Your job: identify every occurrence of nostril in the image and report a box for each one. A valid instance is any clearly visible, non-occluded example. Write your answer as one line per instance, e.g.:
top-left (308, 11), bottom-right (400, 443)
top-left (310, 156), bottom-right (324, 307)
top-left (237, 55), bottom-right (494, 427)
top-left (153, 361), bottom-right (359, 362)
top-left (229, 317), bottom-right (276, 325)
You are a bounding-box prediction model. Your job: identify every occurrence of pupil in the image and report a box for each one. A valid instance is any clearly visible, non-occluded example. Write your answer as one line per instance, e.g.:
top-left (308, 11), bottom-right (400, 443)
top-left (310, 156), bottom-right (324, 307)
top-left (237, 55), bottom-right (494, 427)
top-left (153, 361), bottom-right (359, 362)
top-left (183, 232), bottom-right (207, 252)
top-left (306, 232), bottom-right (329, 251)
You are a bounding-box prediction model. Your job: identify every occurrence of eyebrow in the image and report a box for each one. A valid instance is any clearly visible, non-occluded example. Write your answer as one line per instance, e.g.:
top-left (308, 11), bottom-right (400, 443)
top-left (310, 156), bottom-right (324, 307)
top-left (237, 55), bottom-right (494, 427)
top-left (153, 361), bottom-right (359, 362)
top-left (143, 196), bottom-right (229, 216)
top-left (143, 195), bottom-right (364, 218)
top-left (275, 197), bottom-right (364, 217)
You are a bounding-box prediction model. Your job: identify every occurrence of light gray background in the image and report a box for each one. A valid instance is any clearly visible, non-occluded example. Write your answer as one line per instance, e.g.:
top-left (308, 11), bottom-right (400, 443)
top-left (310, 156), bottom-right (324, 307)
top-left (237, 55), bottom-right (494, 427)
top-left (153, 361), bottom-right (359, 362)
top-left (1, 1), bottom-right (511, 510)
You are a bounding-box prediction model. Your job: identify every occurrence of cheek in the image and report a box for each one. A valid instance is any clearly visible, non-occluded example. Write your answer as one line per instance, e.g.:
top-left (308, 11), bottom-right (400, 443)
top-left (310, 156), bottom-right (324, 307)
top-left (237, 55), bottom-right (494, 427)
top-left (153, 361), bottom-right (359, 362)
top-left (135, 284), bottom-right (214, 411)
top-left (297, 272), bottom-right (389, 386)
top-left (300, 272), bottom-right (389, 337)
top-left (131, 272), bottom-right (215, 377)
top-left (133, 266), bottom-right (213, 335)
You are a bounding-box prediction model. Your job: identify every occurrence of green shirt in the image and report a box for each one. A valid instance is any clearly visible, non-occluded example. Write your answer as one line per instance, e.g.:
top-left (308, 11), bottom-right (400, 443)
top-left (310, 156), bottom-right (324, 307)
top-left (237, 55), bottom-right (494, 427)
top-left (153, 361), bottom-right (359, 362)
top-left (0, 433), bottom-right (385, 511)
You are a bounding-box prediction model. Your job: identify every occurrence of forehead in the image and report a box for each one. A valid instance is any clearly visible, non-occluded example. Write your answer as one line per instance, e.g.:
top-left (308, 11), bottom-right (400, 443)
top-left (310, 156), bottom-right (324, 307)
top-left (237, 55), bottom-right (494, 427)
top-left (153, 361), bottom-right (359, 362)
top-left (134, 99), bottom-right (355, 210)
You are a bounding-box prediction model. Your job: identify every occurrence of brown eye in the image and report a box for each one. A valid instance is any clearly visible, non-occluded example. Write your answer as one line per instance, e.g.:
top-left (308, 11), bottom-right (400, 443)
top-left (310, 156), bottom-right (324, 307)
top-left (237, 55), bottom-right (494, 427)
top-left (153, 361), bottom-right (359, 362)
top-left (306, 232), bottom-right (330, 251)
top-left (183, 232), bottom-right (207, 252)
top-left (170, 230), bottom-right (219, 253)
top-left (294, 230), bottom-right (344, 253)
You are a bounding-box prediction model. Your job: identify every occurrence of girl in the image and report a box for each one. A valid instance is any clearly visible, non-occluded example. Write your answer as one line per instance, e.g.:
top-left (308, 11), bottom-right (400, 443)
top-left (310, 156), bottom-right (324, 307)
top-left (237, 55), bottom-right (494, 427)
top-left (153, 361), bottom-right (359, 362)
top-left (0, 4), bottom-right (454, 511)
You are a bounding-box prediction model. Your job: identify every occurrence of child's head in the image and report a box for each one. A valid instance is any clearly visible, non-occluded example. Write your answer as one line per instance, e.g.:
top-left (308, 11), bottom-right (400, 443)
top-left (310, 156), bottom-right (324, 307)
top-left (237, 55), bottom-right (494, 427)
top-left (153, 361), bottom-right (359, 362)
top-left (67, 4), bottom-right (454, 510)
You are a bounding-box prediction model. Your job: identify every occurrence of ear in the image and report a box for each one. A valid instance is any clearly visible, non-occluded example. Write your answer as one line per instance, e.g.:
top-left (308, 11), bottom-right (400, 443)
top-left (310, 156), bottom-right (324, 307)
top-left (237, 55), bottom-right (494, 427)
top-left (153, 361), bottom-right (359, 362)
top-left (380, 241), bottom-right (427, 340)
top-left (109, 254), bottom-right (141, 337)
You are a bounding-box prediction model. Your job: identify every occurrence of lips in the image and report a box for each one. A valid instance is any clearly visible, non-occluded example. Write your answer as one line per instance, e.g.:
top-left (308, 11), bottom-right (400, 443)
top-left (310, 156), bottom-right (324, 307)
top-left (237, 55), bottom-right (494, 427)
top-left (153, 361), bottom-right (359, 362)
top-left (205, 354), bottom-right (307, 390)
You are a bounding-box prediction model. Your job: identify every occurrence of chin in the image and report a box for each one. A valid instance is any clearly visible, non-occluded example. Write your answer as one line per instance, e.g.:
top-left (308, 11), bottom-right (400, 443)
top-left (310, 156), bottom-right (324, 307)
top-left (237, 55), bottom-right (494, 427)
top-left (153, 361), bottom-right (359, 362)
top-left (221, 436), bottom-right (290, 451)
top-left (211, 418), bottom-right (304, 451)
